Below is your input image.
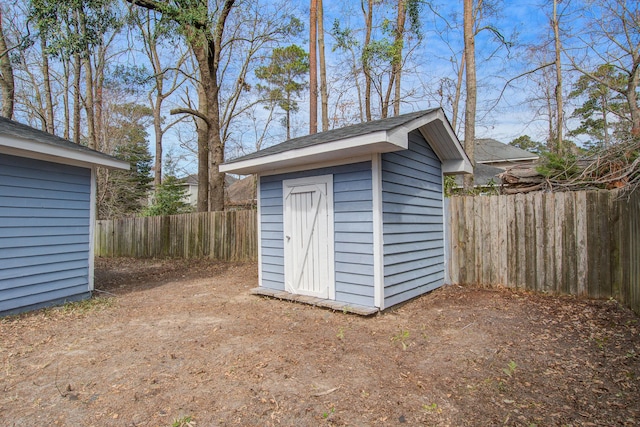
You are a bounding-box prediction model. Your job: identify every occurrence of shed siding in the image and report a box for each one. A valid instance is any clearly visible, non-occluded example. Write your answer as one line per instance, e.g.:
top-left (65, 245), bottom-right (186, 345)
top-left (259, 162), bottom-right (374, 306)
top-left (381, 130), bottom-right (444, 307)
top-left (0, 153), bottom-right (91, 315)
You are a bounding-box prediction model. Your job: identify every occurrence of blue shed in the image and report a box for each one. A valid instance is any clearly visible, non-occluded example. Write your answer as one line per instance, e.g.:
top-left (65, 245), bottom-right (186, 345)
top-left (0, 117), bottom-right (129, 316)
top-left (221, 108), bottom-right (472, 313)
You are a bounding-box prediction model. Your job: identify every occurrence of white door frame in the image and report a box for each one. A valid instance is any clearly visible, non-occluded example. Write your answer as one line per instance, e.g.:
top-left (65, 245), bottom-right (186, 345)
top-left (283, 174), bottom-right (335, 300)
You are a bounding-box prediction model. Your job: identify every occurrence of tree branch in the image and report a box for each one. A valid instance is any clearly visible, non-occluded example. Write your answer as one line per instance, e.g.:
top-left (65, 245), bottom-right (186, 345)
top-left (125, 0), bottom-right (208, 31)
top-left (170, 108), bottom-right (210, 127)
top-left (488, 62), bottom-right (554, 111)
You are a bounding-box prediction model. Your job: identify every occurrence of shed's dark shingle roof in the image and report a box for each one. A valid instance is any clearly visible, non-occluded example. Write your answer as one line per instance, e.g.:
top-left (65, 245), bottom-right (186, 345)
top-left (0, 116), bottom-right (120, 164)
top-left (225, 109), bottom-right (438, 164)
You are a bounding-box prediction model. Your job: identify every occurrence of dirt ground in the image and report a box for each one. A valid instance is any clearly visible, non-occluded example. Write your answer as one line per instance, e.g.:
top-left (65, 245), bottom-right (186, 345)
top-left (1, 258), bottom-right (639, 426)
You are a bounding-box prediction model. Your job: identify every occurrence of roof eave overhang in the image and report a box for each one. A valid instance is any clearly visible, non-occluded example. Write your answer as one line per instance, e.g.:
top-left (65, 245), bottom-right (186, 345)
top-left (442, 159), bottom-right (474, 174)
top-left (220, 130), bottom-right (404, 175)
top-left (413, 109), bottom-right (473, 175)
top-left (220, 108), bottom-right (473, 176)
top-left (0, 135), bottom-right (130, 170)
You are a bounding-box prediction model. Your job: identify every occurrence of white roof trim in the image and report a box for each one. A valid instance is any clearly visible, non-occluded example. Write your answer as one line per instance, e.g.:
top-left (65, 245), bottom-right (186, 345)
top-left (221, 109), bottom-right (472, 175)
top-left (220, 130), bottom-right (403, 175)
top-left (0, 135), bottom-right (130, 170)
top-left (258, 154), bottom-right (374, 177)
top-left (442, 159), bottom-right (474, 174)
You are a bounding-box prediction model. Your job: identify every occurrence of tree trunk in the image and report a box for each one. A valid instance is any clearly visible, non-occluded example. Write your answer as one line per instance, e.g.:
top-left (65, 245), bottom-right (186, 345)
top-left (148, 27), bottom-right (164, 188)
top-left (353, 50), bottom-right (365, 123)
top-left (94, 43), bottom-right (106, 151)
top-left (127, 0), bottom-right (234, 211)
top-left (40, 36), bottom-right (54, 133)
top-left (79, 7), bottom-right (96, 149)
top-left (83, 55), bottom-right (96, 149)
top-left (309, 0), bottom-right (318, 134)
top-left (452, 54), bottom-right (465, 131)
top-left (286, 92), bottom-right (291, 140)
top-left (0, 10), bottom-right (15, 120)
top-left (601, 93), bottom-right (610, 147)
top-left (207, 66), bottom-right (225, 212)
top-left (318, 0), bottom-right (329, 131)
top-left (362, 0), bottom-right (373, 121)
top-left (62, 61), bottom-right (70, 139)
top-left (627, 56), bottom-right (640, 137)
top-left (193, 53), bottom-right (209, 213)
top-left (552, 0), bottom-right (563, 153)
top-left (463, 0), bottom-right (476, 191)
top-left (73, 53), bottom-right (81, 144)
top-left (382, 74), bottom-right (394, 118)
top-left (546, 84), bottom-right (555, 149)
top-left (153, 94), bottom-right (163, 187)
top-left (393, 0), bottom-right (406, 117)
top-left (207, 1), bottom-right (235, 212)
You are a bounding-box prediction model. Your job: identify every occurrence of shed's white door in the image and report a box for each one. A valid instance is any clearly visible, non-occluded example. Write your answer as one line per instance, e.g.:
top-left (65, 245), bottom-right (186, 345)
top-left (283, 175), bottom-right (334, 299)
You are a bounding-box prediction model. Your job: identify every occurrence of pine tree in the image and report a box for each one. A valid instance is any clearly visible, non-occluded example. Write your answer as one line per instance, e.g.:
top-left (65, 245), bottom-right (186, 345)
top-left (144, 176), bottom-right (191, 216)
top-left (255, 45), bottom-right (309, 140)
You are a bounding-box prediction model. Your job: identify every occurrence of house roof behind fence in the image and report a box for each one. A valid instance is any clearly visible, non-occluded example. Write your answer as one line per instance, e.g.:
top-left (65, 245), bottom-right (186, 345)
top-left (474, 138), bottom-right (539, 164)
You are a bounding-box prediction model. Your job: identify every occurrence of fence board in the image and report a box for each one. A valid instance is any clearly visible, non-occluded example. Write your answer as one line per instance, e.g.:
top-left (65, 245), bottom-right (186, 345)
top-left (575, 192), bottom-right (588, 296)
top-left (447, 190), bottom-right (640, 315)
top-left (554, 193), bottom-right (564, 294)
top-left (95, 210), bottom-right (258, 262)
top-left (506, 193), bottom-right (516, 287)
top-left (534, 192), bottom-right (545, 292)
top-left (544, 193), bottom-right (555, 293)
top-left (563, 193), bottom-right (577, 295)
top-left (456, 196), bottom-right (465, 284)
top-left (498, 195), bottom-right (508, 285)
top-left (481, 197), bottom-right (492, 285)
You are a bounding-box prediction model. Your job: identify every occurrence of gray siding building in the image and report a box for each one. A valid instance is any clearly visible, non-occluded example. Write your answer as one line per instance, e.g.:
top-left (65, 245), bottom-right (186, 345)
top-left (221, 108), bottom-right (471, 312)
top-left (0, 117), bottom-right (128, 316)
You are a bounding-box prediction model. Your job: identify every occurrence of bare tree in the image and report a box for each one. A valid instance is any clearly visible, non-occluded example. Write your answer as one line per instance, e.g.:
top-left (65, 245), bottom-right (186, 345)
top-left (126, 0), bottom-right (236, 212)
top-left (40, 35), bottom-right (54, 133)
top-left (552, 0), bottom-right (564, 153)
top-left (463, 0), bottom-right (476, 191)
top-left (309, 0), bottom-right (318, 134)
top-left (129, 0), bottom-right (301, 211)
top-left (362, 0), bottom-right (373, 121)
top-left (134, 9), bottom-right (189, 188)
top-left (218, 3), bottom-right (303, 150)
top-left (567, 0), bottom-right (640, 137)
top-left (392, 0), bottom-right (406, 116)
top-left (330, 13), bottom-right (365, 123)
top-left (318, 0), bottom-right (329, 131)
top-left (0, 9), bottom-right (15, 119)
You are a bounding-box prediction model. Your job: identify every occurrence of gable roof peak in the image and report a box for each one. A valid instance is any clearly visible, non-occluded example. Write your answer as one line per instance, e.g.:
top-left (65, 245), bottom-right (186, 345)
top-left (221, 108), bottom-right (473, 176)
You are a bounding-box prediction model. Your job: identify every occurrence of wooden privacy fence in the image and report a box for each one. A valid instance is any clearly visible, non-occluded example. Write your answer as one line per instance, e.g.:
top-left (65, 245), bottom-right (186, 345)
top-left (447, 190), bottom-right (640, 314)
top-left (95, 210), bottom-right (257, 261)
top-left (96, 192), bottom-right (640, 314)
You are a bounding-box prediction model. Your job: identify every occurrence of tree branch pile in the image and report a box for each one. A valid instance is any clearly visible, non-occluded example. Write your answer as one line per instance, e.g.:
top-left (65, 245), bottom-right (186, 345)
top-left (499, 138), bottom-right (640, 195)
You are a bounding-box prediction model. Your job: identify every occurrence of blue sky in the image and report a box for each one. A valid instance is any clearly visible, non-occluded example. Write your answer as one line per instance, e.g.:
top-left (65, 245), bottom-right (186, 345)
top-left (127, 0), bottom-right (636, 174)
top-left (6, 0), bottom-right (628, 176)
top-left (279, 0), bottom-right (579, 144)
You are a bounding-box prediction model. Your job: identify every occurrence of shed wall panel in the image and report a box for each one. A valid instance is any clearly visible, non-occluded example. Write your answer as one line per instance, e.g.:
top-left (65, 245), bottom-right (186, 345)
top-left (381, 130), bottom-right (444, 307)
top-left (0, 153), bottom-right (91, 315)
top-left (259, 162), bottom-right (374, 305)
